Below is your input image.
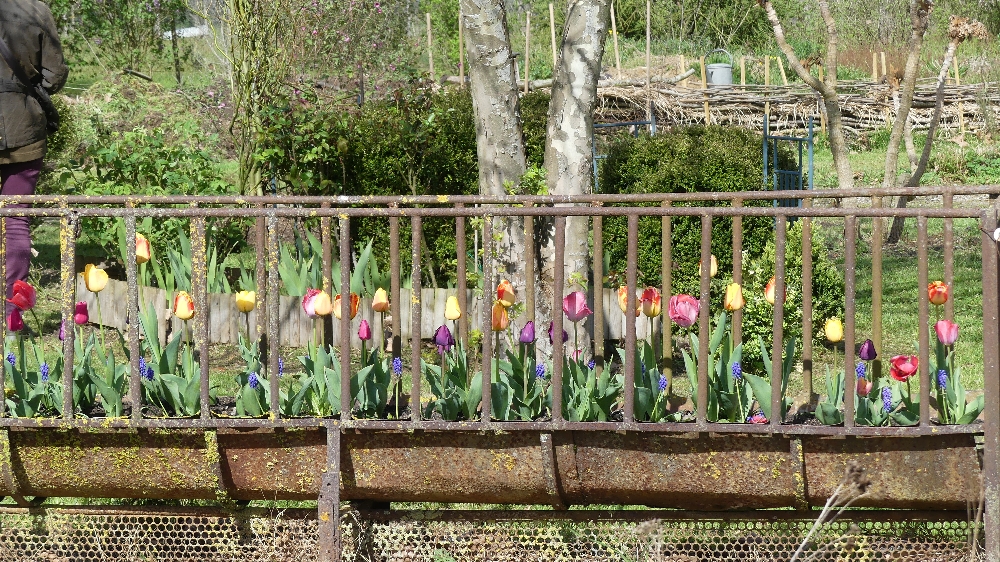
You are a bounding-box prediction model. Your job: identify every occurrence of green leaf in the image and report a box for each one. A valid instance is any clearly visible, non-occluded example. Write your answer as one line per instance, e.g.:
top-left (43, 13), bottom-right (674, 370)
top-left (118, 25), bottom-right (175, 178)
top-left (743, 372), bottom-right (772, 421)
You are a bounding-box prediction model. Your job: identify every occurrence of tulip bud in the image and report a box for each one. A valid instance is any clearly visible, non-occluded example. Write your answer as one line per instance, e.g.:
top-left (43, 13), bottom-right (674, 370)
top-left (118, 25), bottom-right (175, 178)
top-left (84, 264), bottom-right (109, 293)
top-left (173, 291), bottom-right (195, 321)
top-left (698, 255), bottom-right (718, 278)
top-left (764, 276), bottom-right (786, 305)
top-left (135, 233), bottom-right (151, 265)
top-left (372, 288), bottom-right (390, 313)
top-left (445, 296), bottom-right (462, 321)
top-left (824, 318), bottom-right (844, 343)
top-left (856, 378), bottom-right (873, 397)
top-left (74, 301), bottom-right (89, 325)
top-left (934, 319), bottom-right (959, 346)
top-left (641, 287), bottom-right (662, 317)
top-left (8, 309), bottom-right (23, 332)
top-left (519, 321), bottom-right (536, 344)
top-left (723, 283), bottom-right (745, 312)
top-left (235, 290), bottom-right (256, 313)
top-left (928, 281), bottom-right (949, 306)
top-left (858, 339), bottom-right (877, 361)
top-left (358, 319), bottom-right (372, 341)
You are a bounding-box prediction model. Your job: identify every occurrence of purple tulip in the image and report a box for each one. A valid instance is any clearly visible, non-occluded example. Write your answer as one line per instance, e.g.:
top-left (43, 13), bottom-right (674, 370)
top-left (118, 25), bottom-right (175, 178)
top-left (519, 321), bottom-right (536, 344)
top-left (547, 322), bottom-right (568, 345)
top-left (433, 325), bottom-right (455, 354)
top-left (858, 339), bottom-right (877, 361)
top-left (59, 320), bottom-right (65, 341)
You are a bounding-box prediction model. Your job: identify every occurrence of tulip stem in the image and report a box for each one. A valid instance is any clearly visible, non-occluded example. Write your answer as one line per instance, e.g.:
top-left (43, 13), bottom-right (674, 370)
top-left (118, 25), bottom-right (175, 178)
top-left (29, 309), bottom-right (42, 339)
top-left (95, 294), bottom-right (106, 352)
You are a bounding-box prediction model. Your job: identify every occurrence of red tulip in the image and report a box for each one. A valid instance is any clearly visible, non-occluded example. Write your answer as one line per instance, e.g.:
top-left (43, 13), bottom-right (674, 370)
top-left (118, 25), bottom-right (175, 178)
top-left (562, 291), bottom-right (592, 323)
top-left (934, 320), bottom-right (959, 346)
top-left (667, 294), bottom-right (700, 328)
top-left (7, 309), bottom-right (23, 332)
top-left (74, 301), bottom-right (89, 325)
top-left (764, 276), bottom-right (787, 305)
top-left (641, 287), bottom-right (662, 317)
top-left (7, 280), bottom-right (36, 311)
top-left (889, 355), bottom-right (918, 382)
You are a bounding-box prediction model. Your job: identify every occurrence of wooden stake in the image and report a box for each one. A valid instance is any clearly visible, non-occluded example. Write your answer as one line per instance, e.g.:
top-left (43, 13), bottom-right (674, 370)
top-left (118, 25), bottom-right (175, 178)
top-left (523, 11), bottom-right (531, 93)
top-left (700, 55), bottom-right (710, 124)
top-left (777, 55), bottom-right (788, 86)
top-left (872, 51), bottom-right (878, 81)
top-left (764, 56), bottom-right (771, 117)
top-left (645, 0), bottom-right (651, 121)
top-left (955, 58), bottom-right (965, 135)
top-left (680, 55), bottom-right (686, 88)
top-left (880, 51), bottom-right (887, 77)
top-left (458, 6), bottom-right (465, 87)
top-left (611, 2), bottom-right (622, 79)
top-left (426, 12), bottom-right (434, 80)
top-left (740, 56), bottom-right (746, 87)
top-left (549, 3), bottom-right (557, 69)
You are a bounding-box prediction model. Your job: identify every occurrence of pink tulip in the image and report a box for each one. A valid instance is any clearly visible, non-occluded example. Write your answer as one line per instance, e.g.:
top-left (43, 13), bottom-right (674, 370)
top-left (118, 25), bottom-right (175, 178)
top-left (856, 378), bottom-right (873, 397)
top-left (934, 319), bottom-right (959, 346)
top-left (562, 291), bottom-right (592, 323)
top-left (667, 294), bottom-right (700, 328)
top-left (358, 319), bottom-right (372, 341)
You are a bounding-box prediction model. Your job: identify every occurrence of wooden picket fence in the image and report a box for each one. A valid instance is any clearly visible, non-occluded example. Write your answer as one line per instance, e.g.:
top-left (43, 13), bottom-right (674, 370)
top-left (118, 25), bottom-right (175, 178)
top-left (75, 277), bottom-right (660, 348)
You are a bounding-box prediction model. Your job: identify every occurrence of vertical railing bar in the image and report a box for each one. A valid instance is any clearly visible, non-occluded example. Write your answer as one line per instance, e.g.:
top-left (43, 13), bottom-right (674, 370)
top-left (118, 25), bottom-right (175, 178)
top-left (917, 216), bottom-right (930, 425)
top-left (317, 421), bottom-right (342, 562)
top-left (125, 210), bottom-right (142, 422)
top-left (267, 214), bottom-right (280, 417)
top-left (321, 203), bottom-right (333, 348)
top-left (593, 211), bottom-right (604, 371)
top-left (770, 216), bottom-right (787, 427)
top-left (481, 217), bottom-right (493, 424)
top-left (340, 218), bottom-right (352, 421)
top-left (871, 199), bottom-right (884, 383)
top-left (801, 197), bottom-right (814, 400)
top-left (696, 215), bottom-right (711, 424)
top-left (60, 212), bottom-right (77, 419)
top-left (979, 209), bottom-right (999, 561)
top-left (731, 199), bottom-right (743, 345)
top-left (552, 216), bottom-right (566, 423)
top-left (254, 213), bottom-right (268, 364)
top-left (410, 217), bottom-right (422, 423)
top-left (843, 216), bottom-right (858, 429)
top-left (455, 204), bottom-right (468, 347)
top-left (389, 214), bottom-right (401, 362)
top-left (623, 214), bottom-right (639, 424)
top-left (525, 209), bottom-right (535, 327)
top-left (661, 201), bottom-right (672, 394)
top-left (943, 187), bottom-right (954, 321)
top-left (191, 216), bottom-right (211, 420)
top-left (0, 208), bottom-right (5, 417)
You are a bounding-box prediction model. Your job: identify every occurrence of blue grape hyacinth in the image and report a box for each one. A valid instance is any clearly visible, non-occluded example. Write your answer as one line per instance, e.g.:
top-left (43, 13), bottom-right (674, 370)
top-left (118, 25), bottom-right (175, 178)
top-left (5, 352), bottom-right (14, 366)
top-left (658, 375), bottom-right (667, 393)
top-left (40, 362), bottom-right (50, 382)
top-left (248, 372), bottom-right (260, 390)
top-left (855, 362), bottom-right (866, 379)
top-left (139, 357), bottom-right (154, 381)
top-left (731, 362), bottom-right (742, 381)
top-left (937, 369), bottom-right (948, 390)
top-left (881, 387), bottom-right (893, 412)
top-left (587, 359), bottom-right (596, 370)
top-left (392, 356), bottom-right (403, 375)
top-left (277, 357), bottom-right (284, 378)
top-left (535, 363), bottom-right (546, 380)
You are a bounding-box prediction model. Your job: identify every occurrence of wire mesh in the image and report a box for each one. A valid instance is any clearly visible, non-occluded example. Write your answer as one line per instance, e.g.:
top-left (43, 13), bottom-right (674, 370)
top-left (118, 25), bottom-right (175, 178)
top-left (0, 507), bottom-right (981, 562)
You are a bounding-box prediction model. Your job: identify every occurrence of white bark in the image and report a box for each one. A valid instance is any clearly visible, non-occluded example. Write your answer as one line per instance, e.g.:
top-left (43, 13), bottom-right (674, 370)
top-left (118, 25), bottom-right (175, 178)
top-left (538, 0), bottom-right (611, 357)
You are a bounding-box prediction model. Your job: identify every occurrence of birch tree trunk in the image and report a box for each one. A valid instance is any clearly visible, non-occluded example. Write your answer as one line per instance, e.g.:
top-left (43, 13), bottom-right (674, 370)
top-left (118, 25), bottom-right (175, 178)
top-left (460, 0), bottom-right (528, 312)
top-left (538, 0), bottom-right (611, 357)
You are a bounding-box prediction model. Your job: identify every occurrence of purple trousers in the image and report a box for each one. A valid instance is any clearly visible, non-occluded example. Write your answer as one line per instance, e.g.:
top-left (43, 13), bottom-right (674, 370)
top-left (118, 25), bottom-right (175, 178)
top-left (1, 159), bottom-right (40, 317)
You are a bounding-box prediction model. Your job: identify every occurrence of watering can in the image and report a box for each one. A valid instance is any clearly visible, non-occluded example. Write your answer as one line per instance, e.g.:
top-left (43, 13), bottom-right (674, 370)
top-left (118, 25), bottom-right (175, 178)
top-left (705, 49), bottom-right (734, 87)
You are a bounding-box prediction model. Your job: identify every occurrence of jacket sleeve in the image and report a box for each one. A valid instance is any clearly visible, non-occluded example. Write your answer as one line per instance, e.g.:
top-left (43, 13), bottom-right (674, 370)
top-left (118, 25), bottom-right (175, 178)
top-left (38, 4), bottom-right (67, 94)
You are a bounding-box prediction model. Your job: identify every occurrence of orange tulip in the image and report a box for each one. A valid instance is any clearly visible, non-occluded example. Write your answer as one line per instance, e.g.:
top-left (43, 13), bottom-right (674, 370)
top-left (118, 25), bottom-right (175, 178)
top-left (491, 301), bottom-right (510, 331)
top-left (764, 276), bottom-right (787, 305)
top-left (617, 286), bottom-right (640, 317)
top-left (723, 283), bottom-right (745, 312)
top-left (333, 293), bottom-right (360, 320)
top-left (641, 287), bottom-right (662, 317)
top-left (928, 281), bottom-right (949, 306)
top-left (372, 288), bottom-right (390, 313)
top-left (496, 279), bottom-right (516, 308)
top-left (135, 233), bottom-right (151, 265)
top-left (173, 291), bottom-right (195, 320)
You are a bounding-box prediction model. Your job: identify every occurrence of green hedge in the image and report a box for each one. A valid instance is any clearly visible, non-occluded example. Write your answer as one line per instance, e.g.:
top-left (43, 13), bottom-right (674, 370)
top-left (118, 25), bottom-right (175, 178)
top-left (597, 126), bottom-right (844, 366)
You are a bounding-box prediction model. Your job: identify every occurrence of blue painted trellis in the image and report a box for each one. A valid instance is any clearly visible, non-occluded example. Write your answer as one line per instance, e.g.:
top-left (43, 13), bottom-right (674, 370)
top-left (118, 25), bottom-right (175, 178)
top-left (763, 114), bottom-right (814, 213)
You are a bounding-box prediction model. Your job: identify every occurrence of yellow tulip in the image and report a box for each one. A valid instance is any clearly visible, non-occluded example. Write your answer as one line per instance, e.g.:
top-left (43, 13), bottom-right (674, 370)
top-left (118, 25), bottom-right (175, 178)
top-left (235, 291), bottom-right (256, 313)
top-left (372, 287), bottom-right (390, 313)
top-left (84, 264), bottom-right (109, 293)
top-left (135, 233), bottom-right (151, 265)
top-left (698, 255), bottom-right (718, 278)
top-left (723, 283), bottom-right (745, 312)
top-left (825, 318), bottom-right (844, 343)
top-left (445, 295), bottom-right (462, 320)
top-left (173, 291), bottom-right (195, 320)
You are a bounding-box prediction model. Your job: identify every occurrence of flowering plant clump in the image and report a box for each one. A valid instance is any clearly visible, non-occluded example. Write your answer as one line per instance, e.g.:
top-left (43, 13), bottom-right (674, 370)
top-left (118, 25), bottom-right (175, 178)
top-left (932, 317), bottom-right (983, 425)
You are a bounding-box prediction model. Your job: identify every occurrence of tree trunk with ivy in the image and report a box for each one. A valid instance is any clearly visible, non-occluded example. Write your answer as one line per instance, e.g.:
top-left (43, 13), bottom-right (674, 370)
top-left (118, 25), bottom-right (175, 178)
top-left (460, 0), bottom-right (528, 320)
top-left (538, 0), bottom-right (611, 358)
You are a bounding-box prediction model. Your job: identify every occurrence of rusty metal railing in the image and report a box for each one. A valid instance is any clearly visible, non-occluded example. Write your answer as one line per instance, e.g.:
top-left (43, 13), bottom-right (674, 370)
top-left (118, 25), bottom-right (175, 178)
top-left (0, 185), bottom-right (996, 561)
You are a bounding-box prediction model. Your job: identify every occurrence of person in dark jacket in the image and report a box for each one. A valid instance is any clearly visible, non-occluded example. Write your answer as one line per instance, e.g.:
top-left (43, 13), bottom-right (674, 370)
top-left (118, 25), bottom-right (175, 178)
top-left (0, 0), bottom-right (67, 318)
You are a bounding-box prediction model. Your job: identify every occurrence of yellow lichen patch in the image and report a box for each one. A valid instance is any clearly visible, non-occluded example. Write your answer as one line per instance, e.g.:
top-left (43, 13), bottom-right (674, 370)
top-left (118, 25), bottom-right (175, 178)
top-left (701, 451), bottom-right (722, 480)
top-left (436, 195), bottom-right (450, 203)
top-left (490, 450), bottom-right (517, 472)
